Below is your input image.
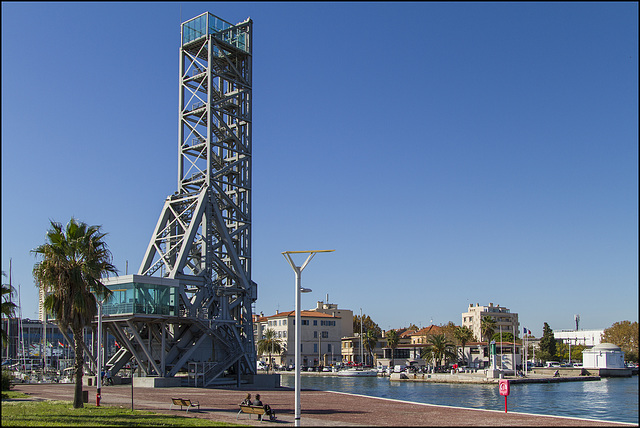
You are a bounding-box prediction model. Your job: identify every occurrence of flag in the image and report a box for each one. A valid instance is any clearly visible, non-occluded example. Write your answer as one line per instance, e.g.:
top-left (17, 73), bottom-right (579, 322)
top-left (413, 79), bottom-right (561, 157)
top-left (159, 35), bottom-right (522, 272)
top-left (58, 341), bottom-right (64, 347)
top-left (523, 327), bottom-right (527, 335)
top-left (115, 341), bottom-right (120, 348)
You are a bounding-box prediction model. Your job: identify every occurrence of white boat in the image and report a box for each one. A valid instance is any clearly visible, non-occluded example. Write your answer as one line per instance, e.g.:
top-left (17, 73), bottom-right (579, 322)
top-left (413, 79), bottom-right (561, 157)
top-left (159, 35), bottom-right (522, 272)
top-left (336, 368), bottom-right (377, 377)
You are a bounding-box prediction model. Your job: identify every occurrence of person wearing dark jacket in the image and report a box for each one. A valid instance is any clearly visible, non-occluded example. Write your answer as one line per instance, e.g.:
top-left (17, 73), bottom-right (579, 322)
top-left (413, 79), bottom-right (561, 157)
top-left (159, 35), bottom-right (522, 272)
top-left (252, 394), bottom-right (276, 420)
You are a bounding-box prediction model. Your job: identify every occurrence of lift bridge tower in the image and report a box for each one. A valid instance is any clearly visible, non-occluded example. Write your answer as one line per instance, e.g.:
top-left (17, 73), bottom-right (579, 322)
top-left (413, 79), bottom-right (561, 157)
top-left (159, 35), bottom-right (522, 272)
top-left (95, 13), bottom-right (256, 387)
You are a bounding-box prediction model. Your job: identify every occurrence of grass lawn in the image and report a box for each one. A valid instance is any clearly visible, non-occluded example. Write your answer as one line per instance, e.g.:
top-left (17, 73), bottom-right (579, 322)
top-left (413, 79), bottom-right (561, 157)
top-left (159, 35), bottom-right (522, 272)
top-left (1, 395), bottom-right (242, 427)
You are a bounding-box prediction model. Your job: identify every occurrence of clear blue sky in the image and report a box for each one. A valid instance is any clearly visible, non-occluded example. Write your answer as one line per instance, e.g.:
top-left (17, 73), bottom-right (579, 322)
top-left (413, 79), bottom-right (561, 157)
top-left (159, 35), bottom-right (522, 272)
top-left (2, 2), bottom-right (637, 338)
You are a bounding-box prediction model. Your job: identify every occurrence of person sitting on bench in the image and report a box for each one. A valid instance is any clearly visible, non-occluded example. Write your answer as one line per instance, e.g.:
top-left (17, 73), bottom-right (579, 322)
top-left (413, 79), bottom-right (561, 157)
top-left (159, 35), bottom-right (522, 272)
top-left (252, 394), bottom-right (276, 420)
top-left (240, 393), bottom-right (252, 405)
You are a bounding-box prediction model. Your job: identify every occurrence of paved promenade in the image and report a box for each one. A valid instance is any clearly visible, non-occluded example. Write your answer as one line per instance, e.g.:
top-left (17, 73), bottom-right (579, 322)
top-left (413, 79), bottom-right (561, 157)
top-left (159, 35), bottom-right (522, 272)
top-left (10, 383), bottom-right (634, 426)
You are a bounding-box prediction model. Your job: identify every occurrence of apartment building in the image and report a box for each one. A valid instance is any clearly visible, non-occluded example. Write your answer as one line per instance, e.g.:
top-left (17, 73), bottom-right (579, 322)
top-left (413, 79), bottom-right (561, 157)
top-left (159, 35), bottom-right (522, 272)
top-left (256, 310), bottom-right (342, 367)
top-left (306, 300), bottom-right (354, 339)
top-left (462, 303), bottom-right (520, 342)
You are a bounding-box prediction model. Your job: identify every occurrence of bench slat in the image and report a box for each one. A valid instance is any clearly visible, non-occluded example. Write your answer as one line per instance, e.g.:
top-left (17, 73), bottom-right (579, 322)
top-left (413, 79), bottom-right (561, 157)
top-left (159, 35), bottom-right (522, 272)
top-left (171, 398), bottom-right (199, 412)
top-left (238, 405), bottom-right (266, 421)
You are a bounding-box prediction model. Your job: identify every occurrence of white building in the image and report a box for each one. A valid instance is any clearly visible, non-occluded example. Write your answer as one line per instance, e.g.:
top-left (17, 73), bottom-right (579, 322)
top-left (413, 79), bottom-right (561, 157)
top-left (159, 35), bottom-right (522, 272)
top-left (257, 310), bottom-right (342, 368)
top-left (306, 300), bottom-right (353, 340)
top-left (553, 329), bottom-right (604, 347)
top-left (582, 343), bottom-right (625, 369)
top-left (461, 303), bottom-right (520, 342)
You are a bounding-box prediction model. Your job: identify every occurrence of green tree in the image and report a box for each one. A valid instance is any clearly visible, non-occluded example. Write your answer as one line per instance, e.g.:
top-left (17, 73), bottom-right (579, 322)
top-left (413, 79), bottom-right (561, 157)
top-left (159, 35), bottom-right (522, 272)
top-left (385, 329), bottom-right (399, 368)
top-left (440, 321), bottom-right (458, 343)
top-left (353, 314), bottom-right (382, 337)
top-left (1, 271), bottom-right (18, 348)
top-left (480, 316), bottom-right (496, 342)
top-left (32, 218), bottom-right (117, 408)
top-left (257, 328), bottom-right (283, 373)
top-left (453, 326), bottom-right (474, 363)
top-left (421, 346), bottom-right (435, 367)
top-left (602, 321), bottom-right (639, 363)
top-left (427, 333), bottom-right (455, 367)
top-left (362, 330), bottom-right (378, 366)
top-left (538, 322), bottom-right (557, 363)
top-left (491, 332), bottom-right (514, 343)
top-left (554, 342), bottom-right (586, 362)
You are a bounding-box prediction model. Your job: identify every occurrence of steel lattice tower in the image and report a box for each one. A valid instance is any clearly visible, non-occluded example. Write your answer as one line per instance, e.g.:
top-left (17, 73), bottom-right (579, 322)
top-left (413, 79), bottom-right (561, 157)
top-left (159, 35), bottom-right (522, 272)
top-left (96, 13), bottom-right (256, 387)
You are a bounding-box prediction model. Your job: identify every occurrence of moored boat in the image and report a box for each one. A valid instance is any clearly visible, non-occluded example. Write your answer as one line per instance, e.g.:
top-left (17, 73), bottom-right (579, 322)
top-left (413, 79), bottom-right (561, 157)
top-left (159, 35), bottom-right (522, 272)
top-left (336, 367), bottom-right (377, 377)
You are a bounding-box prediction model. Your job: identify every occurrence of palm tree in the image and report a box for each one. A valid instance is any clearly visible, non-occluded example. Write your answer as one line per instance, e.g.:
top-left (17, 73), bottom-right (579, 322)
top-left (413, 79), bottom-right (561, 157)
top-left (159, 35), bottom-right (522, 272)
top-left (481, 316), bottom-right (497, 343)
top-left (1, 271), bottom-right (18, 348)
top-left (257, 328), bottom-right (282, 373)
top-left (363, 330), bottom-right (378, 366)
top-left (453, 326), bottom-right (474, 364)
top-left (32, 218), bottom-right (117, 409)
top-left (385, 329), bottom-right (399, 368)
top-left (427, 334), bottom-right (455, 368)
top-left (421, 346), bottom-right (435, 368)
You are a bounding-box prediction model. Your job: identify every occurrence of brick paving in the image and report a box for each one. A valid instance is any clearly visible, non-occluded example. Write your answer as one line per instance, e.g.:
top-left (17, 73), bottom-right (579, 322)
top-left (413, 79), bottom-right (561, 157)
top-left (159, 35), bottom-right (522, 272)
top-left (9, 383), bottom-right (635, 426)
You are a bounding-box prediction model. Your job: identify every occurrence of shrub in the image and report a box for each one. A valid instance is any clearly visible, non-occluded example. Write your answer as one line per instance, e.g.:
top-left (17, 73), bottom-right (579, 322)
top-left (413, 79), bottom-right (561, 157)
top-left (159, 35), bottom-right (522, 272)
top-left (1, 369), bottom-right (14, 391)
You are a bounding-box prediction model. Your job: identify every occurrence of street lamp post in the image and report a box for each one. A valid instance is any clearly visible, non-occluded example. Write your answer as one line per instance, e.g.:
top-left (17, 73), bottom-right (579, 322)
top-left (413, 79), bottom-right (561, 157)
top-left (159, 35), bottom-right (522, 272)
top-left (283, 250), bottom-right (334, 427)
top-left (96, 300), bottom-right (103, 406)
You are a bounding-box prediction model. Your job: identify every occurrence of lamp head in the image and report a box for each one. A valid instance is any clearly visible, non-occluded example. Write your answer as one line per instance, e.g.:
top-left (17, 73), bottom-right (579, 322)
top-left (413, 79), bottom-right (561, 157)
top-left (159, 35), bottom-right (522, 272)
top-left (300, 287), bottom-right (312, 293)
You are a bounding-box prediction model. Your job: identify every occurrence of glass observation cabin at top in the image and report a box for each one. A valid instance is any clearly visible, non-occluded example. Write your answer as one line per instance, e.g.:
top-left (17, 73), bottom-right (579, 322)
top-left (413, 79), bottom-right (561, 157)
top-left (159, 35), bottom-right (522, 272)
top-left (101, 275), bottom-right (179, 316)
top-left (181, 12), bottom-right (249, 51)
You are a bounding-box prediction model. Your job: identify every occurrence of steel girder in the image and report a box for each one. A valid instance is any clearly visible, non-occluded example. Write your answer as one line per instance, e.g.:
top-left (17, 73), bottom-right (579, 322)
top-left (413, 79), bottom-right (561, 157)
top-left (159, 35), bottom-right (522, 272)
top-left (102, 15), bottom-right (256, 385)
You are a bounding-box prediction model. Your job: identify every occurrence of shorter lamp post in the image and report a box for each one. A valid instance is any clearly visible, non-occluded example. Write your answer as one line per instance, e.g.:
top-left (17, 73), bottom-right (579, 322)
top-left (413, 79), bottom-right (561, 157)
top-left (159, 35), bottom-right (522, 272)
top-left (283, 250), bottom-right (333, 427)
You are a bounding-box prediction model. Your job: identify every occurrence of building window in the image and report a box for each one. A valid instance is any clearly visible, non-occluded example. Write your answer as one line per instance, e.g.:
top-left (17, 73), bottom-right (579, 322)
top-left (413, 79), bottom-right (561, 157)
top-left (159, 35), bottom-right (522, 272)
top-left (327, 344), bottom-right (332, 352)
top-left (313, 320), bottom-right (317, 326)
top-left (314, 331), bottom-right (318, 338)
top-left (302, 320), bottom-right (309, 325)
top-left (314, 343), bottom-right (318, 353)
top-left (322, 331), bottom-right (328, 338)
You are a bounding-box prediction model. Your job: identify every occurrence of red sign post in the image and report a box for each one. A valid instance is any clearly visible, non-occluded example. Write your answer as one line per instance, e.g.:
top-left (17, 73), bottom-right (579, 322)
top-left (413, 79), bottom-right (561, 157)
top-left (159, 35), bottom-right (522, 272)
top-left (499, 379), bottom-right (510, 413)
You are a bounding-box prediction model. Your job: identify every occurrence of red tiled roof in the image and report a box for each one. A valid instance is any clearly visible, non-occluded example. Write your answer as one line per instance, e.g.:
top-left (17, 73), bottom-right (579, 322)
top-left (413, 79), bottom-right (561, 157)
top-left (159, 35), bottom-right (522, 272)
top-left (409, 325), bottom-right (445, 336)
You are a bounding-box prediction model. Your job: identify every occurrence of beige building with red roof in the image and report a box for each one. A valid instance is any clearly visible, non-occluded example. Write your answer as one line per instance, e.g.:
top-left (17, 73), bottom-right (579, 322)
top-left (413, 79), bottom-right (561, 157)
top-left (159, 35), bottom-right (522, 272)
top-left (256, 309), bottom-right (343, 368)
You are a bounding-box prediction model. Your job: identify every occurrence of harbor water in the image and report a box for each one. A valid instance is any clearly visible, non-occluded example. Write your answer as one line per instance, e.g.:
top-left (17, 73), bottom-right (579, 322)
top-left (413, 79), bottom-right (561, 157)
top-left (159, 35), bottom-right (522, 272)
top-left (280, 374), bottom-right (638, 424)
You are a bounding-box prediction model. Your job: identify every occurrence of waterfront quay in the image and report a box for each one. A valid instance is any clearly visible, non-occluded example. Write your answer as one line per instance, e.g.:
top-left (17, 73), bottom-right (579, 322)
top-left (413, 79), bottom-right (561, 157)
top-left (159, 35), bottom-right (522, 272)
top-left (387, 371), bottom-right (601, 384)
top-left (9, 383), bottom-right (633, 426)
top-left (281, 368), bottom-right (603, 385)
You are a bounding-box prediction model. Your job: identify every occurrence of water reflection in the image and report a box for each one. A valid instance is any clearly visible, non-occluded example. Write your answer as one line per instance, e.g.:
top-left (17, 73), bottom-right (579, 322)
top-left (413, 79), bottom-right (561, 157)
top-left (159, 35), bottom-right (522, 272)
top-left (280, 375), bottom-right (638, 424)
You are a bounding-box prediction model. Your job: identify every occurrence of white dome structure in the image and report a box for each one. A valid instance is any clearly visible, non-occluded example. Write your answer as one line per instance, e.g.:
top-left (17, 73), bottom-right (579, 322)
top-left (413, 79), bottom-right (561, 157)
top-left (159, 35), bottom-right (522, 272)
top-left (582, 342), bottom-right (625, 369)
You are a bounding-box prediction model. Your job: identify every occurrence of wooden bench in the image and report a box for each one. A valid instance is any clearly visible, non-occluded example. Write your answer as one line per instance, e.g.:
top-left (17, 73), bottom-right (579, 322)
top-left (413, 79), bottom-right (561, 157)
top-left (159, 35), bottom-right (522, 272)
top-left (170, 398), bottom-right (200, 412)
top-left (238, 404), bottom-right (267, 421)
